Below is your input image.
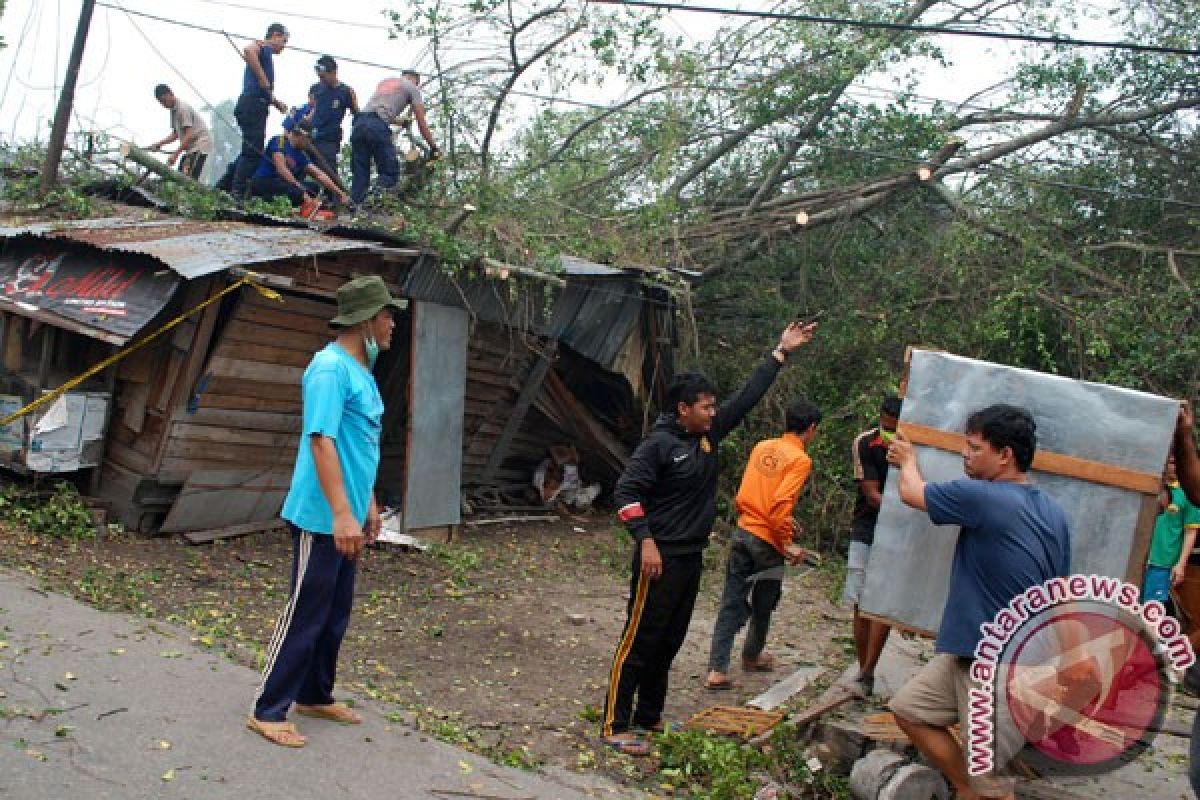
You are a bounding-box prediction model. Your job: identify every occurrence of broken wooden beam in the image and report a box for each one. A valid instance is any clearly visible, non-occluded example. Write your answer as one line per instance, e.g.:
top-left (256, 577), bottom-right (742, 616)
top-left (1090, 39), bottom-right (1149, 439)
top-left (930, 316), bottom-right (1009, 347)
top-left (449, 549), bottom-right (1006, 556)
top-left (747, 666), bottom-right (825, 711)
top-left (181, 518), bottom-right (286, 545)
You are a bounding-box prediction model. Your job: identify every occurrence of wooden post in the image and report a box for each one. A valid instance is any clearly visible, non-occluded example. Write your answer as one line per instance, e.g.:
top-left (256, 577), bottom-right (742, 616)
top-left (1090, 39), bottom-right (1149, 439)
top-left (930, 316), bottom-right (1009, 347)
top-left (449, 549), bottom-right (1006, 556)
top-left (35, 325), bottom-right (56, 391)
top-left (40, 0), bottom-right (97, 192)
top-left (478, 339), bottom-right (558, 485)
top-left (4, 316), bottom-right (27, 373)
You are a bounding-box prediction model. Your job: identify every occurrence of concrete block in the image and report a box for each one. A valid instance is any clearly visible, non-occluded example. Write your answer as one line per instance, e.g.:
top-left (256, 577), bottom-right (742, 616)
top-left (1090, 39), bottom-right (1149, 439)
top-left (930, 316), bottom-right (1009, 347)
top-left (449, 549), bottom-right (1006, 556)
top-left (849, 749), bottom-right (906, 799)
top-left (878, 763), bottom-right (949, 800)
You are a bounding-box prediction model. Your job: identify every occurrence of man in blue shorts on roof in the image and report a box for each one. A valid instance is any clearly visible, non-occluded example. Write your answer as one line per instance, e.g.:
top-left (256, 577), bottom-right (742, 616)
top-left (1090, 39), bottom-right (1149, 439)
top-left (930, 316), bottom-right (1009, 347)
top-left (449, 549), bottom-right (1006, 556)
top-left (221, 22), bottom-right (290, 198)
top-left (247, 275), bottom-right (406, 748)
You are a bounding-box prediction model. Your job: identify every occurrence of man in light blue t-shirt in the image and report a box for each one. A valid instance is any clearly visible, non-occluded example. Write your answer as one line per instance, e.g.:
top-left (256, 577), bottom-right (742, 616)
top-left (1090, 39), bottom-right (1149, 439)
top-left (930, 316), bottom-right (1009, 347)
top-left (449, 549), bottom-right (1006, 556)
top-left (885, 404), bottom-right (1073, 800)
top-left (248, 275), bottom-right (406, 748)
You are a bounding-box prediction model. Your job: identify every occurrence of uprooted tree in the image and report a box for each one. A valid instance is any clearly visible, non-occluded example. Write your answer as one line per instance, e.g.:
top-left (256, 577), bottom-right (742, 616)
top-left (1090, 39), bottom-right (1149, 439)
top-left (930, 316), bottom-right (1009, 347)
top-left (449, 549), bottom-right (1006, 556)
top-left (385, 0), bottom-right (1198, 538)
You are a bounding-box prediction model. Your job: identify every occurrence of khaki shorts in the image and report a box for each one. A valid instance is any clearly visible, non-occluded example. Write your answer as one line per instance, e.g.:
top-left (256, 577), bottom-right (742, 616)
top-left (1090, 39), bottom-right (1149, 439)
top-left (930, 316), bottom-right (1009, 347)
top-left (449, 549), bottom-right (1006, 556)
top-left (890, 653), bottom-right (1023, 798)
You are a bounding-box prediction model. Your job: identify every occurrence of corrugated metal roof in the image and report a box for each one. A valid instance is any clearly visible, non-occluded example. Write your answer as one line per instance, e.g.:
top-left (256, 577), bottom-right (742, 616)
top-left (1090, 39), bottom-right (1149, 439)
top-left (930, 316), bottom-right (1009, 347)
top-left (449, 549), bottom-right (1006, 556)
top-left (0, 217), bottom-right (375, 280)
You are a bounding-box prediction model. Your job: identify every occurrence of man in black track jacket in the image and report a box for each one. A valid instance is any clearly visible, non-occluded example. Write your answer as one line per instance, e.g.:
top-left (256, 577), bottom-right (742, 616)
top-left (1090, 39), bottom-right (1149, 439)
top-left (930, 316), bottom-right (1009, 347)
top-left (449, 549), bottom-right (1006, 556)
top-left (600, 321), bottom-right (818, 755)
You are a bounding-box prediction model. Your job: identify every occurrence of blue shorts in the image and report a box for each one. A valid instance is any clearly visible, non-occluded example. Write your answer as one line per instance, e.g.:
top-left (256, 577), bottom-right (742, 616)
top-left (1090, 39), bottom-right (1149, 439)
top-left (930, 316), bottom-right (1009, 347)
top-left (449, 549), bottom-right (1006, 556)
top-left (1142, 565), bottom-right (1172, 604)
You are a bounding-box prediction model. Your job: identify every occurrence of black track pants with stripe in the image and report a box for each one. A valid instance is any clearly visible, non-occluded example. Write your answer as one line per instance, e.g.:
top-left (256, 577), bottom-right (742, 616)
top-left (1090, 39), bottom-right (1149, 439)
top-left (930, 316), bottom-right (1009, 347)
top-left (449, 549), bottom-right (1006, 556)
top-left (602, 548), bottom-right (703, 736)
top-left (253, 527), bottom-right (357, 722)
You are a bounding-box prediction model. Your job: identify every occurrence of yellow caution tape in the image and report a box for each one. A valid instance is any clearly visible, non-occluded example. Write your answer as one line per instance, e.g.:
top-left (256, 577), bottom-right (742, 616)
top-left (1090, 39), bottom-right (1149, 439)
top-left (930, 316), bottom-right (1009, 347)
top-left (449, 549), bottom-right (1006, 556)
top-left (0, 274), bottom-right (283, 430)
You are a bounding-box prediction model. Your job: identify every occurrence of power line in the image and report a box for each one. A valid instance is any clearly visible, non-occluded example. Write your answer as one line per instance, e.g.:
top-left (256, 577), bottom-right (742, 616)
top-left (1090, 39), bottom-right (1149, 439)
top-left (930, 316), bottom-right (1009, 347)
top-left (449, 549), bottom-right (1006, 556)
top-left (182, 0), bottom-right (392, 31)
top-left (591, 0), bottom-right (1200, 57)
top-left (98, 2), bottom-right (621, 112)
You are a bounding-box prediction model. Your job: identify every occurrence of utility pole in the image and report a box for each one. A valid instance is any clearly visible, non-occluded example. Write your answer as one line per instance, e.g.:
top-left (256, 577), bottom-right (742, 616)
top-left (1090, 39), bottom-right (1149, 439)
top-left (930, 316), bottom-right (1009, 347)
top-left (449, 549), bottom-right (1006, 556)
top-left (40, 0), bottom-right (97, 192)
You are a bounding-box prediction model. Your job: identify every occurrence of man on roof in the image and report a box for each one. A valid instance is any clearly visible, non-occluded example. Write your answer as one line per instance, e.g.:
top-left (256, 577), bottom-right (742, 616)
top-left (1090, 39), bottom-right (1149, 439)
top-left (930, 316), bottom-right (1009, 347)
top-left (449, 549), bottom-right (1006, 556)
top-left (248, 121), bottom-right (349, 209)
top-left (349, 71), bottom-right (439, 205)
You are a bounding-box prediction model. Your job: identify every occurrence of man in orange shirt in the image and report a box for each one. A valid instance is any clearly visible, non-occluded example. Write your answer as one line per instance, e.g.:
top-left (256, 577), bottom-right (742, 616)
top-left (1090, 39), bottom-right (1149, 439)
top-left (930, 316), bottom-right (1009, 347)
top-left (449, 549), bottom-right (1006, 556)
top-left (704, 399), bottom-right (820, 690)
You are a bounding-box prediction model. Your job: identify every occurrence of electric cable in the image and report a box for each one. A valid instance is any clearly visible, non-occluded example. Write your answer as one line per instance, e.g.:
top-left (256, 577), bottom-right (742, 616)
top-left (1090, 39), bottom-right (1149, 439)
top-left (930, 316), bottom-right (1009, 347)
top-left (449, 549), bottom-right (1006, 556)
top-left (590, 0), bottom-right (1200, 57)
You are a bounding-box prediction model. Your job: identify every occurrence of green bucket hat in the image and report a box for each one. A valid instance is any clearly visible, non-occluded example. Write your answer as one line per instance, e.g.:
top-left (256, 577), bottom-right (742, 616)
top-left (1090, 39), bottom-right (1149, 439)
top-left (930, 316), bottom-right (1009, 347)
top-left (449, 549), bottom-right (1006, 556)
top-left (330, 275), bottom-right (407, 328)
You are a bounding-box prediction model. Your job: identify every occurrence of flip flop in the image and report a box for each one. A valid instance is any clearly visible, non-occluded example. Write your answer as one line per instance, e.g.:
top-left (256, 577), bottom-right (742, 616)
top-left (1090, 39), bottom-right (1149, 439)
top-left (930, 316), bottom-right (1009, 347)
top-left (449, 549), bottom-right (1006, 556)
top-left (293, 702), bottom-right (363, 725)
top-left (704, 678), bottom-right (737, 691)
top-left (601, 735), bottom-right (652, 757)
top-left (246, 717), bottom-right (306, 748)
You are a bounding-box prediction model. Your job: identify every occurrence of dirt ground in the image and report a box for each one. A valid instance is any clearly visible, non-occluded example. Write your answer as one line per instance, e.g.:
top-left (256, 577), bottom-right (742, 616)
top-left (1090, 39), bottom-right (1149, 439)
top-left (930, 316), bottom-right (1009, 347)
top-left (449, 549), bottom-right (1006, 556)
top-left (0, 513), bottom-right (855, 784)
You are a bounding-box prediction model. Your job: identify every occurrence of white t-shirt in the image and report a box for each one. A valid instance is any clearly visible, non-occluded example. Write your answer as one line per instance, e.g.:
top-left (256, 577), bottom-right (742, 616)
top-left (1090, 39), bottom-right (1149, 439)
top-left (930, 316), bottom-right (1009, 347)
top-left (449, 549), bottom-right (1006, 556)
top-left (170, 99), bottom-right (212, 155)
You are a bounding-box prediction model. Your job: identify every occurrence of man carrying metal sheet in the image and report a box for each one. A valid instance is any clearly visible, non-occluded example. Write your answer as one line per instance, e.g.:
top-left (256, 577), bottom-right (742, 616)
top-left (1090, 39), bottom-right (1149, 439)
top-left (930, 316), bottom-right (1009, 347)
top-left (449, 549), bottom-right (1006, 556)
top-left (600, 320), bottom-right (818, 756)
top-left (247, 276), bottom-right (405, 748)
top-left (840, 394), bottom-right (901, 697)
top-left (703, 398), bottom-right (820, 692)
top-left (886, 404), bottom-right (1072, 799)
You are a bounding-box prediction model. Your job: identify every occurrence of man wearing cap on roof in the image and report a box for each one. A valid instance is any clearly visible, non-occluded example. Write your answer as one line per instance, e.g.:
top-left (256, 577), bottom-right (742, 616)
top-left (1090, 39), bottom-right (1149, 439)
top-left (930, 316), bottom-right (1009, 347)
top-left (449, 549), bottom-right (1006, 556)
top-left (248, 275), bottom-right (407, 748)
top-left (349, 70), bottom-right (440, 205)
top-left (307, 56), bottom-right (358, 175)
top-left (220, 22), bottom-right (290, 198)
top-left (147, 84), bottom-right (212, 180)
top-left (248, 122), bottom-right (350, 208)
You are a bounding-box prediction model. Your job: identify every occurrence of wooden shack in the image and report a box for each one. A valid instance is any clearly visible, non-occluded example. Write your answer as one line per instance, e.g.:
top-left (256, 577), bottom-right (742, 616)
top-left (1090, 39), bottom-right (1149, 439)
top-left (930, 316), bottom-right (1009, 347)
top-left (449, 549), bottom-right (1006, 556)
top-left (0, 212), bottom-right (678, 539)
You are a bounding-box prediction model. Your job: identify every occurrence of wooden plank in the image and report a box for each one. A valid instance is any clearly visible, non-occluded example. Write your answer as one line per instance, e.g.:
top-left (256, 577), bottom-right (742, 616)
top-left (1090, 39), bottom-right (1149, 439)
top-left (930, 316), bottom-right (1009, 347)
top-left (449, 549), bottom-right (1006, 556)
top-left (223, 319), bottom-right (330, 352)
top-left (207, 356), bottom-right (305, 385)
top-left (899, 421), bottom-right (1161, 494)
top-left (242, 288), bottom-right (335, 318)
top-left (182, 518), bottom-right (287, 544)
top-left (747, 666), bottom-right (825, 711)
top-left (3, 314), bottom-right (25, 372)
top-left (235, 304), bottom-right (332, 334)
top-left (163, 438), bottom-right (295, 465)
top-left (170, 422), bottom-right (299, 449)
top-left (121, 381), bottom-right (150, 433)
top-left (161, 467), bottom-right (292, 533)
top-left (215, 341), bottom-right (314, 367)
top-left (203, 377), bottom-right (302, 401)
top-left (1125, 493), bottom-right (1160, 586)
top-left (194, 392), bottom-right (301, 414)
top-left (105, 441), bottom-right (153, 474)
top-left (175, 408), bottom-right (301, 433)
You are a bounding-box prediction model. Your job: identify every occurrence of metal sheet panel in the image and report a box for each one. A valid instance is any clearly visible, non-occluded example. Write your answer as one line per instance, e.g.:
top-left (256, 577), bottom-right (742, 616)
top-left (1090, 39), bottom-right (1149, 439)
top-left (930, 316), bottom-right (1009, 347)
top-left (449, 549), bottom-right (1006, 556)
top-left (404, 301), bottom-right (468, 530)
top-left (860, 350), bottom-right (1178, 635)
top-left (0, 217), bottom-right (374, 280)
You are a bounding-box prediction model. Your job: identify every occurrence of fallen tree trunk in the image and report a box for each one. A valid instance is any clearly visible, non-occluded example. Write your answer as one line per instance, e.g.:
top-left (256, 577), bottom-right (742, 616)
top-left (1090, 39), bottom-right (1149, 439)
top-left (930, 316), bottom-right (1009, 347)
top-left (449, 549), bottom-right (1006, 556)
top-left (118, 143), bottom-right (207, 193)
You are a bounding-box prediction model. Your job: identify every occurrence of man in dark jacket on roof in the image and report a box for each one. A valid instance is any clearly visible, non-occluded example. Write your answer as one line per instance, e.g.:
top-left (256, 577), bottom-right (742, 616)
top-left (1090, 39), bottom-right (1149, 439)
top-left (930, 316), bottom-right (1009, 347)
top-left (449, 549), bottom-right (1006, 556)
top-left (600, 320), bottom-right (818, 755)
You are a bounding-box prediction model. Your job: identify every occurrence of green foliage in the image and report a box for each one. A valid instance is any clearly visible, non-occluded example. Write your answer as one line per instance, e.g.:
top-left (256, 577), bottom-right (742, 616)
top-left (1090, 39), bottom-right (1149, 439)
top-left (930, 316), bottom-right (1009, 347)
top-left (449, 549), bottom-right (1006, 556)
top-left (242, 194), bottom-right (296, 218)
top-left (655, 729), bottom-right (767, 799)
top-left (0, 482), bottom-right (95, 541)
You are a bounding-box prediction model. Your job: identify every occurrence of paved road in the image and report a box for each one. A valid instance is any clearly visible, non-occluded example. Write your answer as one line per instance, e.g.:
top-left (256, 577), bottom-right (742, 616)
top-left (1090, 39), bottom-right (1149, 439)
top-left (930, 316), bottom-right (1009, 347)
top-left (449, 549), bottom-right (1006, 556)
top-left (0, 570), bottom-right (633, 800)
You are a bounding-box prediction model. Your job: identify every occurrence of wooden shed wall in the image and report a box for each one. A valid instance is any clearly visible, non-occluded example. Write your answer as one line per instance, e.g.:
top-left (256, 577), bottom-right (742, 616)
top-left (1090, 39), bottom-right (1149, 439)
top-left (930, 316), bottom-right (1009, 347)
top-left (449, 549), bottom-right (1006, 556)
top-left (158, 288), bottom-right (332, 480)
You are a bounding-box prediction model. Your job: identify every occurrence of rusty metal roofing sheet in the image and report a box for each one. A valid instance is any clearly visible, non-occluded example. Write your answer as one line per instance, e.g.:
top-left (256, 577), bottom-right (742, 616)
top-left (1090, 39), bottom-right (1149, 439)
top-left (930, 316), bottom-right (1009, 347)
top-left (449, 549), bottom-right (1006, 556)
top-left (0, 217), bottom-right (374, 280)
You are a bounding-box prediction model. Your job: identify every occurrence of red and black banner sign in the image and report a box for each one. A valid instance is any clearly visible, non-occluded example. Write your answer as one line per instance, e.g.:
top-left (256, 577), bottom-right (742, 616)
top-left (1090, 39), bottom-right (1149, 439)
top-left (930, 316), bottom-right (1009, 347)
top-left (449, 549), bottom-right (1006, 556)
top-left (0, 247), bottom-right (181, 340)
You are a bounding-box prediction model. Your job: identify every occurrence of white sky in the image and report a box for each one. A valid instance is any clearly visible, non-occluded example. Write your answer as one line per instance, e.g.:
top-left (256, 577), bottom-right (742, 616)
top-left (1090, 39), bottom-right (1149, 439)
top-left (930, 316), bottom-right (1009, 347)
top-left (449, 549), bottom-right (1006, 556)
top-left (0, 0), bottom-right (1114, 162)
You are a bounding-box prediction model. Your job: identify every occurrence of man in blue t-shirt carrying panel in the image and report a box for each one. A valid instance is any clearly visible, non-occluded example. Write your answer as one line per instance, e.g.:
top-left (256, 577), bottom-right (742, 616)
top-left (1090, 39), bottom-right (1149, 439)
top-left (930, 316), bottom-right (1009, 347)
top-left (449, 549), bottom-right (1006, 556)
top-left (249, 122), bottom-right (349, 208)
top-left (886, 404), bottom-right (1073, 799)
top-left (307, 55), bottom-right (358, 175)
top-left (247, 276), bottom-right (406, 748)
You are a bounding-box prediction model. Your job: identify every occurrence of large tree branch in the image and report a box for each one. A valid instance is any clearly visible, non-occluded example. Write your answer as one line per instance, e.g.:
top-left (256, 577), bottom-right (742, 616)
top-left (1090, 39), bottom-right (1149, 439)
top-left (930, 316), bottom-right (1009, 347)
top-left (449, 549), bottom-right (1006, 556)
top-left (942, 92), bottom-right (1200, 177)
top-left (664, 0), bottom-right (940, 204)
top-left (480, 5), bottom-right (582, 176)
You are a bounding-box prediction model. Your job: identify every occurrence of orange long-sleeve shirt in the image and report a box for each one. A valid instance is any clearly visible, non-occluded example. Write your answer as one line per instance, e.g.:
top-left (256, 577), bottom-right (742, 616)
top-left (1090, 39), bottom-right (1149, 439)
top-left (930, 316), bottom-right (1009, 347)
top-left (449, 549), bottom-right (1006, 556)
top-left (735, 433), bottom-right (813, 555)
